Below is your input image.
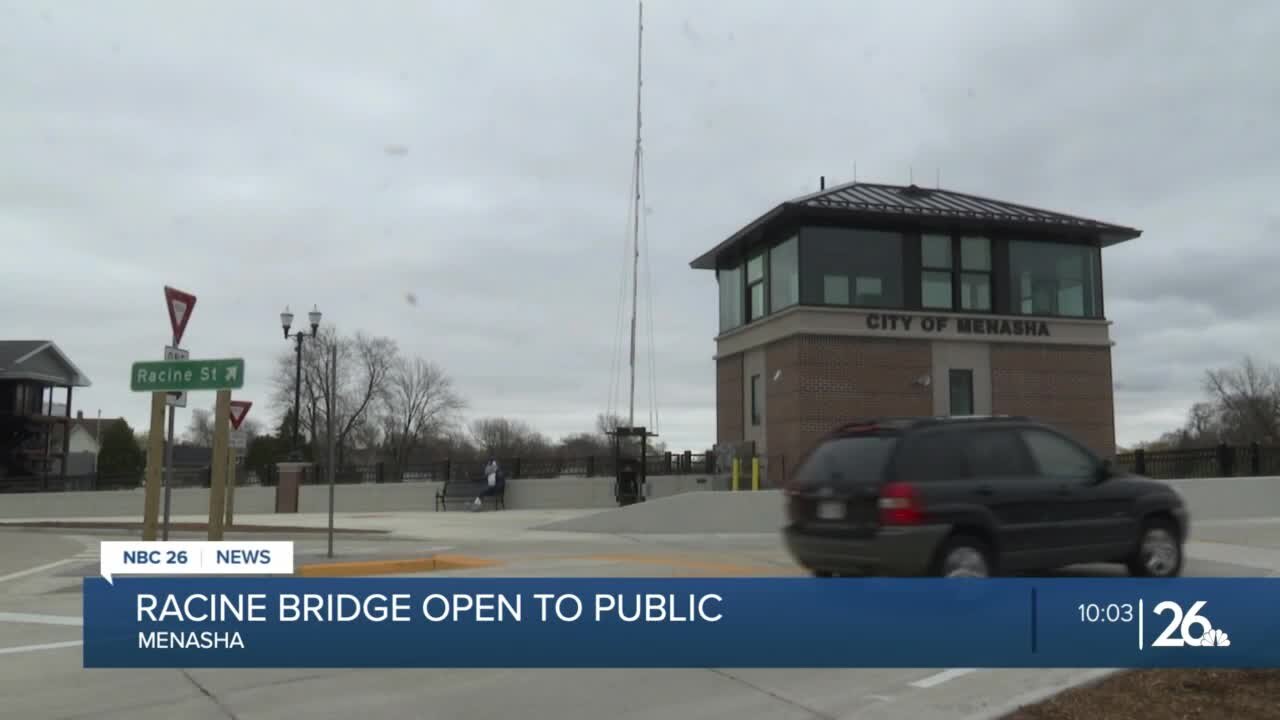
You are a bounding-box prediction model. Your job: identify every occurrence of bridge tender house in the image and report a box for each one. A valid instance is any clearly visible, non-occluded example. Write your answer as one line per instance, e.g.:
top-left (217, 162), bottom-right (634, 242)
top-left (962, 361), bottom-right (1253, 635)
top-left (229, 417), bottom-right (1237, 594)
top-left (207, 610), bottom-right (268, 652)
top-left (690, 181), bottom-right (1142, 482)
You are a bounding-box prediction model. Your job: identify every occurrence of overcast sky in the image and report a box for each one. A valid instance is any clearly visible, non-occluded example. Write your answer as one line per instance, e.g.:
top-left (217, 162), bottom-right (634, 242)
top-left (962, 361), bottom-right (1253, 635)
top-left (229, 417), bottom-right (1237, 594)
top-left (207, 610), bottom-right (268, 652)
top-left (3, 1), bottom-right (1277, 452)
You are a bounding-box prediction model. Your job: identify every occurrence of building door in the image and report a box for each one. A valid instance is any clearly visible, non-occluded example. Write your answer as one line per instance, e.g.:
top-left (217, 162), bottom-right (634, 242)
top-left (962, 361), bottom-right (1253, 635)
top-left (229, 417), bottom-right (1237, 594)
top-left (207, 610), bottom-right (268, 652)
top-left (949, 369), bottom-right (974, 416)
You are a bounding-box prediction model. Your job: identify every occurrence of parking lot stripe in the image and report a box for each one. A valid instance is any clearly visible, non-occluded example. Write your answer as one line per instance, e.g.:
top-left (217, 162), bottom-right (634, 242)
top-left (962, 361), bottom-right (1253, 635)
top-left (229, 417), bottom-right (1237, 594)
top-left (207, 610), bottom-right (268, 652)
top-left (0, 558), bottom-right (78, 583)
top-left (910, 668), bottom-right (977, 688)
top-left (0, 612), bottom-right (83, 626)
top-left (0, 640), bottom-right (82, 657)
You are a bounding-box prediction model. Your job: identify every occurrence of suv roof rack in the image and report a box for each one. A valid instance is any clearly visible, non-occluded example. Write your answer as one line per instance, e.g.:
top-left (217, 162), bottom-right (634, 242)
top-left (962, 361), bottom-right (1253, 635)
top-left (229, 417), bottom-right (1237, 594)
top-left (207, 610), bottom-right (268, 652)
top-left (918, 414), bottom-right (1033, 424)
top-left (823, 415), bottom-right (1034, 436)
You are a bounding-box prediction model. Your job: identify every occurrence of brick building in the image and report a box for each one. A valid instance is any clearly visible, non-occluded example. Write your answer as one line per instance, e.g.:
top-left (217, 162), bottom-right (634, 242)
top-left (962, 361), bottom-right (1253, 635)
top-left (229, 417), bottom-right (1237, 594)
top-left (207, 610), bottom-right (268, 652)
top-left (690, 181), bottom-right (1141, 485)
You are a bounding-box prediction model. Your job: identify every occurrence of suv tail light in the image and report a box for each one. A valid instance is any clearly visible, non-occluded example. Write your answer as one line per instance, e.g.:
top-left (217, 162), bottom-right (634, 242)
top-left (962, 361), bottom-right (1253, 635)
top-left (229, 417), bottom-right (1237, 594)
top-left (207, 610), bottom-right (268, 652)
top-left (879, 482), bottom-right (922, 525)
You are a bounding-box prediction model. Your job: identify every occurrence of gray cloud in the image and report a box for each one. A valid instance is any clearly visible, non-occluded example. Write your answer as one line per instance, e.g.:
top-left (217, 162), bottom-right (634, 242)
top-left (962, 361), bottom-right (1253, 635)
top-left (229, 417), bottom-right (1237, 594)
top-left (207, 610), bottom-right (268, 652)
top-left (3, 1), bottom-right (1278, 454)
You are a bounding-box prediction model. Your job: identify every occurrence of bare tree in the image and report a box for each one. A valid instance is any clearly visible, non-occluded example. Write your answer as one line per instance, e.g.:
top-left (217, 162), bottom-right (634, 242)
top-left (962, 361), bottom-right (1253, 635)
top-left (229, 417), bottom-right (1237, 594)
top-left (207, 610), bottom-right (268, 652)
top-left (183, 408), bottom-right (214, 447)
top-left (349, 418), bottom-right (383, 462)
top-left (381, 357), bottom-right (466, 475)
top-left (596, 413), bottom-right (626, 437)
top-left (1203, 356), bottom-right (1280, 445)
top-left (271, 327), bottom-right (398, 464)
top-left (240, 417), bottom-right (264, 441)
top-left (469, 417), bottom-right (550, 458)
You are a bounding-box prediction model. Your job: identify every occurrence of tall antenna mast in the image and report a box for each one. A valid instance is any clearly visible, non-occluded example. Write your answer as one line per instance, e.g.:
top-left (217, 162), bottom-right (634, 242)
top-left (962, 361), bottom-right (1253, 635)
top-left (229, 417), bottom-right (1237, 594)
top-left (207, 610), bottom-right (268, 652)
top-left (627, 0), bottom-right (644, 428)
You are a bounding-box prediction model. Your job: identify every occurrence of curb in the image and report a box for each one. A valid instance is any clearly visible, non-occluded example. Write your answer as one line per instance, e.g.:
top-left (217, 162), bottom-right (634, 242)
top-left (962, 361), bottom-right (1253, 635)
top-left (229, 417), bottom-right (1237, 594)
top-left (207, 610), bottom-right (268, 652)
top-left (295, 554), bottom-right (501, 577)
top-left (961, 668), bottom-right (1122, 720)
top-left (0, 521), bottom-right (386, 535)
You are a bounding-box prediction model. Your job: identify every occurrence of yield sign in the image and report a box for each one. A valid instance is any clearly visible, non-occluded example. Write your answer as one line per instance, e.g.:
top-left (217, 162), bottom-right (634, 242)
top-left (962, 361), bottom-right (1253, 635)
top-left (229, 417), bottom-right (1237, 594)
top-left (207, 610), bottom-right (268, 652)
top-left (164, 286), bottom-right (197, 346)
top-left (228, 400), bottom-right (252, 430)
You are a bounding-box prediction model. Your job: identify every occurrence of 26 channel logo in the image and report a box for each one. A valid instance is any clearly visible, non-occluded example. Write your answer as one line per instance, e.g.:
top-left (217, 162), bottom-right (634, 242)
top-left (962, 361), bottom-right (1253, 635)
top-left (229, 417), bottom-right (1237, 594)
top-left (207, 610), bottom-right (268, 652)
top-left (1079, 599), bottom-right (1231, 650)
top-left (1149, 600), bottom-right (1230, 648)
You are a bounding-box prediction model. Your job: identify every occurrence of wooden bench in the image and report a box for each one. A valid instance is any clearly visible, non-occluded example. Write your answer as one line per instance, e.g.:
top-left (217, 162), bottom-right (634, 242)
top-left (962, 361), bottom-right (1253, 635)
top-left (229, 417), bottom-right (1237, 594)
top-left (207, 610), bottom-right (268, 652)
top-left (435, 477), bottom-right (505, 511)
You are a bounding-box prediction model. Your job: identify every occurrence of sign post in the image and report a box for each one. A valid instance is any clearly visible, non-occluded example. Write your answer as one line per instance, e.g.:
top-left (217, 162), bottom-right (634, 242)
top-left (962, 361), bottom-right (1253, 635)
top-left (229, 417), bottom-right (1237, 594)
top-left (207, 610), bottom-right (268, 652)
top-left (327, 344), bottom-right (337, 559)
top-left (161, 345), bottom-right (189, 541)
top-left (225, 401), bottom-right (252, 528)
top-left (208, 390), bottom-right (231, 541)
top-left (141, 391), bottom-right (167, 541)
top-left (144, 284), bottom-right (197, 538)
top-left (160, 286), bottom-right (196, 541)
top-left (130, 355), bottom-right (243, 542)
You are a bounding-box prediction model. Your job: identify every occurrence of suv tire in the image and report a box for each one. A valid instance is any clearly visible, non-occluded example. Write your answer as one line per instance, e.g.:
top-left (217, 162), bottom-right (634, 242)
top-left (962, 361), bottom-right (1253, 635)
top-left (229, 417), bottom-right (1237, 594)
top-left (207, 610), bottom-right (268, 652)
top-left (1127, 517), bottom-right (1183, 578)
top-left (932, 534), bottom-right (995, 578)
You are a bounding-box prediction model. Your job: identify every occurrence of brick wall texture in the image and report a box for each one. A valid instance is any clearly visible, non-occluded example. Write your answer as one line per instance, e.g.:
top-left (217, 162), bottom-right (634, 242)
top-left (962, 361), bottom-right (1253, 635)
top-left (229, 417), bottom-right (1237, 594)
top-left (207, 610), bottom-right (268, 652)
top-left (989, 344), bottom-right (1116, 458)
top-left (717, 336), bottom-right (1117, 485)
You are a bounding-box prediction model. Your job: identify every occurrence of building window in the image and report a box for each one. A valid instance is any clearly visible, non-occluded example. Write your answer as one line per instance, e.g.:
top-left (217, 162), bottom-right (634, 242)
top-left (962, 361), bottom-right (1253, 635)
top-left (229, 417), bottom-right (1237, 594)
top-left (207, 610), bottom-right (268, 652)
top-left (921, 234), bottom-right (953, 309)
top-left (1009, 240), bottom-right (1102, 318)
top-left (750, 374), bottom-right (762, 426)
top-left (949, 369), bottom-right (973, 415)
top-left (921, 234), bottom-right (991, 311)
top-left (800, 227), bottom-right (903, 308)
top-left (718, 264), bottom-right (743, 332)
top-left (769, 236), bottom-right (799, 312)
top-left (747, 252), bottom-right (766, 321)
top-left (959, 236), bottom-right (992, 311)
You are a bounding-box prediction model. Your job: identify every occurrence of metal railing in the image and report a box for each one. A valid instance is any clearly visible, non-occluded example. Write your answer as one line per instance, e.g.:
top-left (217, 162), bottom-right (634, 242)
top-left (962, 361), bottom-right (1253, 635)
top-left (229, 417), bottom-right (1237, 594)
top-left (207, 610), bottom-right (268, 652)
top-left (1115, 442), bottom-right (1280, 479)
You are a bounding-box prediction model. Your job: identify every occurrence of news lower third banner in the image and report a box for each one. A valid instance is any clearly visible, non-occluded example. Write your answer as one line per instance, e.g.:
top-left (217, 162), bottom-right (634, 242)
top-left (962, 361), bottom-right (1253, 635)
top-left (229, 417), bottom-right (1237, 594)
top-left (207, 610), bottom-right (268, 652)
top-left (83, 576), bottom-right (1280, 668)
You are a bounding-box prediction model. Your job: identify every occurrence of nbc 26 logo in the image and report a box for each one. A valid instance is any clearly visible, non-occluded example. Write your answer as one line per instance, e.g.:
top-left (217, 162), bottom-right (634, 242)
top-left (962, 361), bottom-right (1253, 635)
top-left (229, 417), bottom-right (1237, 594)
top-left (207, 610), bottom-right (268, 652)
top-left (1151, 601), bottom-right (1230, 648)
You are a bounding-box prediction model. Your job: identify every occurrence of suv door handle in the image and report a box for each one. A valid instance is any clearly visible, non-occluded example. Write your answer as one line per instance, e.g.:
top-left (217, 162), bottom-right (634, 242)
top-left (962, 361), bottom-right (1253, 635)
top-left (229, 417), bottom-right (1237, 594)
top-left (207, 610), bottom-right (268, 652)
top-left (975, 485), bottom-right (994, 496)
top-left (1056, 484), bottom-right (1071, 496)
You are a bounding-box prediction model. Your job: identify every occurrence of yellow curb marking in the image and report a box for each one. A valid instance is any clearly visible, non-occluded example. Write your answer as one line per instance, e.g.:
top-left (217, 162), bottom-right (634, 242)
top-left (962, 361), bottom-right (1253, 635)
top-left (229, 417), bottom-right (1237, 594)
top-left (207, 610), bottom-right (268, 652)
top-left (296, 554), bottom-right (501, 577)
top-left (574, 554), bottom-right (797, 576)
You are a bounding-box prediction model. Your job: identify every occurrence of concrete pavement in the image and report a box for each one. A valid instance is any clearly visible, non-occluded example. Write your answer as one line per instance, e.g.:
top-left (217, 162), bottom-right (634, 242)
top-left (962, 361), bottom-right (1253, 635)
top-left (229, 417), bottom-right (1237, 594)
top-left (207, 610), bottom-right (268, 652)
top-left (4, 489), bottom-right (1280, 719)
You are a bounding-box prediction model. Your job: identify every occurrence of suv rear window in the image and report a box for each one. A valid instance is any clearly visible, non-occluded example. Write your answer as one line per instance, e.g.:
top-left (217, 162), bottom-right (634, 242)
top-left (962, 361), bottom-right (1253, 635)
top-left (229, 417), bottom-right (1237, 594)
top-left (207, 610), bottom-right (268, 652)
top-left (792, 432), bottom-right (899, 490)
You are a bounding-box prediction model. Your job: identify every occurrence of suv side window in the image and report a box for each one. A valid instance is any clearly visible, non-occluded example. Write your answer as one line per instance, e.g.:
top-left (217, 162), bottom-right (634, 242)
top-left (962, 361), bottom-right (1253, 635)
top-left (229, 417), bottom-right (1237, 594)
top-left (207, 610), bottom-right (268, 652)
top-left (896, 430), bottom-right (970, 482)
top-left (965, 428), bottom-right (1034, 476)
top-left (1020, 429), bottom-right (1097, 480)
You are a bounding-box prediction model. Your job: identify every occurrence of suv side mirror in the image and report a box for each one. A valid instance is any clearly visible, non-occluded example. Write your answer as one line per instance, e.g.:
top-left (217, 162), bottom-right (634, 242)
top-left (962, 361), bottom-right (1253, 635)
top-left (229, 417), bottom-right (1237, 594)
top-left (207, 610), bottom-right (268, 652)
top-left (1094, 459), bottom-right (1114, 483)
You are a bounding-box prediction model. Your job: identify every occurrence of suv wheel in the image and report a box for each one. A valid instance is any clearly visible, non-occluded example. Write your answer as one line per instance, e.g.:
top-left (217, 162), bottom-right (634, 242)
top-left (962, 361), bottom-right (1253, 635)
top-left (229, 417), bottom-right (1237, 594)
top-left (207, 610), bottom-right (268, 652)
top-left (933, 535), bottom-right (993, 578)
top-left (1128, 519), bottom-right (1182, 578)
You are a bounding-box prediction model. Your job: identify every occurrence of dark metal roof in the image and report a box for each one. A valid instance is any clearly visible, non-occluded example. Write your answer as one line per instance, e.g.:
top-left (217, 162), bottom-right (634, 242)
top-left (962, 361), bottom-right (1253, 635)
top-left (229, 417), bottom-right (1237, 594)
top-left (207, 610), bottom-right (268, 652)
top-left (690, 182), bottom-right (1143, 270)
top-left (0, 341), bottom-right (46, 367)
top-left (0, 341), bottom-right (92, 387)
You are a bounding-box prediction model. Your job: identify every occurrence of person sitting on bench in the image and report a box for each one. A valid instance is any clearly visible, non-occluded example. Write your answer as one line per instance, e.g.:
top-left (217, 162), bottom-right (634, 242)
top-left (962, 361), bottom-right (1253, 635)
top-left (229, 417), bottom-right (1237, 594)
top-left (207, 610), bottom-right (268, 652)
top-left (473, 458), bottom-right (504, 511)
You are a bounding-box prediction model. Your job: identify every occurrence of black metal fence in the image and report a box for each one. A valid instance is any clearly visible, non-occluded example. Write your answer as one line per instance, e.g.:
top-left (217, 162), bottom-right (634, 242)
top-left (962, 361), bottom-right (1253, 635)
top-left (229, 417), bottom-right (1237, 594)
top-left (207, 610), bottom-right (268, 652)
top-left (258, 450), bottom-right (718, 486)
top-left (1115, 443), bottom-right (1280, 479)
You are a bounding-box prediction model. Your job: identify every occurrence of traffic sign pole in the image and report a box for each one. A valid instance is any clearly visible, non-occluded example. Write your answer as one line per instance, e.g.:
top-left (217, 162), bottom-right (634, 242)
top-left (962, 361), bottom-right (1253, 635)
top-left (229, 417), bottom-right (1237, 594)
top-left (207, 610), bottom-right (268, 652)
top-left (225, 401), bottom-right (251, 529)
top-left (141, 391), bottom-right (167, 541)
top-left (158, 286), bottom-right (197, 542)
top-left (162, 344), bottom-right (186, 541)
top-left (162, 392), bottom-right (175, 541)
top-left (208, 390), bottom-right (231, 541)
top-left (224, 443), bottom-right (236, 528)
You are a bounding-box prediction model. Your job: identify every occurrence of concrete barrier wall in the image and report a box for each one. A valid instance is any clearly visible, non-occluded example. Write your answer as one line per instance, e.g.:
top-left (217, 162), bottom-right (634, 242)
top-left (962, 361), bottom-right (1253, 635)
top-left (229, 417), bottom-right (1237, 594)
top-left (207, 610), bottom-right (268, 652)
top-left (0, 474), bottom-right (1275, 522)
top-left (0, 474), bottom-right (729, 519)
top-left (1162, 476), bottom-right (1280, 521)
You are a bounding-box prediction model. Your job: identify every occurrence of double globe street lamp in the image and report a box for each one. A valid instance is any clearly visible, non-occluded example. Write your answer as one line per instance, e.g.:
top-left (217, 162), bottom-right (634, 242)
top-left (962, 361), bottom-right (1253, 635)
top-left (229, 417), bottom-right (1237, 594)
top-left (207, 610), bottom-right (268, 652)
top-left (280, 305), bottom-right (322, 460)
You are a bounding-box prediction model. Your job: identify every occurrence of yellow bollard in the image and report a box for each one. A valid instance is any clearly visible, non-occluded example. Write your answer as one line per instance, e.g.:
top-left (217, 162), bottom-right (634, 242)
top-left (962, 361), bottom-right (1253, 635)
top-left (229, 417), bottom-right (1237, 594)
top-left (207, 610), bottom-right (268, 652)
top-left (731, 458), bottom-right (740, 491)
top-left (752, 457), bottom-right (760, 491)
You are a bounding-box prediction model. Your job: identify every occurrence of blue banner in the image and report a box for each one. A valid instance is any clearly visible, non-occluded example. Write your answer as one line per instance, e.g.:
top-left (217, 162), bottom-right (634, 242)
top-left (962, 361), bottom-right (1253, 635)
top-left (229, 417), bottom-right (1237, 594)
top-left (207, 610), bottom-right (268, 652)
top-left (82, 577), bottom-right (1280, 668)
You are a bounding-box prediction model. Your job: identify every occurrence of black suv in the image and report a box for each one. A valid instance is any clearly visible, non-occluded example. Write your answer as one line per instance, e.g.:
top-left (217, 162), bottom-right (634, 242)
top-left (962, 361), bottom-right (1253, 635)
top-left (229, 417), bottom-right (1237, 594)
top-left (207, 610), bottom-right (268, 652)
top-left (782, 416), bottom-right (1189, 578)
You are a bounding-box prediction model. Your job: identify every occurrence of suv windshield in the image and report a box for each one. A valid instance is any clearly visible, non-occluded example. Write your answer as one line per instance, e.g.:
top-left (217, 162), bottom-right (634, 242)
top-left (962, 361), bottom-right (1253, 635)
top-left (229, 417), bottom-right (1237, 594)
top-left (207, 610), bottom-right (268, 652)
top-left (792, 433), bottom-right (899, 491)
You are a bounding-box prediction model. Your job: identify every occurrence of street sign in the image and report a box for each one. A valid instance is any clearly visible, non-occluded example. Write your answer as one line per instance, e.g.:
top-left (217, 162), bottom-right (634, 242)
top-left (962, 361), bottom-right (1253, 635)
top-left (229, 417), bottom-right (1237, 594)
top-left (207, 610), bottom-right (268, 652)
top-left (164, 286), bottom-right (197, 347)
top-left (230, 430), bottom-right (248, 450)
top-left (130, 358), bottom-right (245, 392)
top-left (229, 400), bottom-right (252, 430)
top-left (164, 346), bottom-right (189, 407)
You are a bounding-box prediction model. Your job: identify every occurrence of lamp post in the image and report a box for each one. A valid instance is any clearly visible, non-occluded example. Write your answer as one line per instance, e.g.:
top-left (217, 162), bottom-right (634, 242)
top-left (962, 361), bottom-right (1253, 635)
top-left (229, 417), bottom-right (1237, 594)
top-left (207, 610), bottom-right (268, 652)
top-left (280, 305), bottom-right (322, 460)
